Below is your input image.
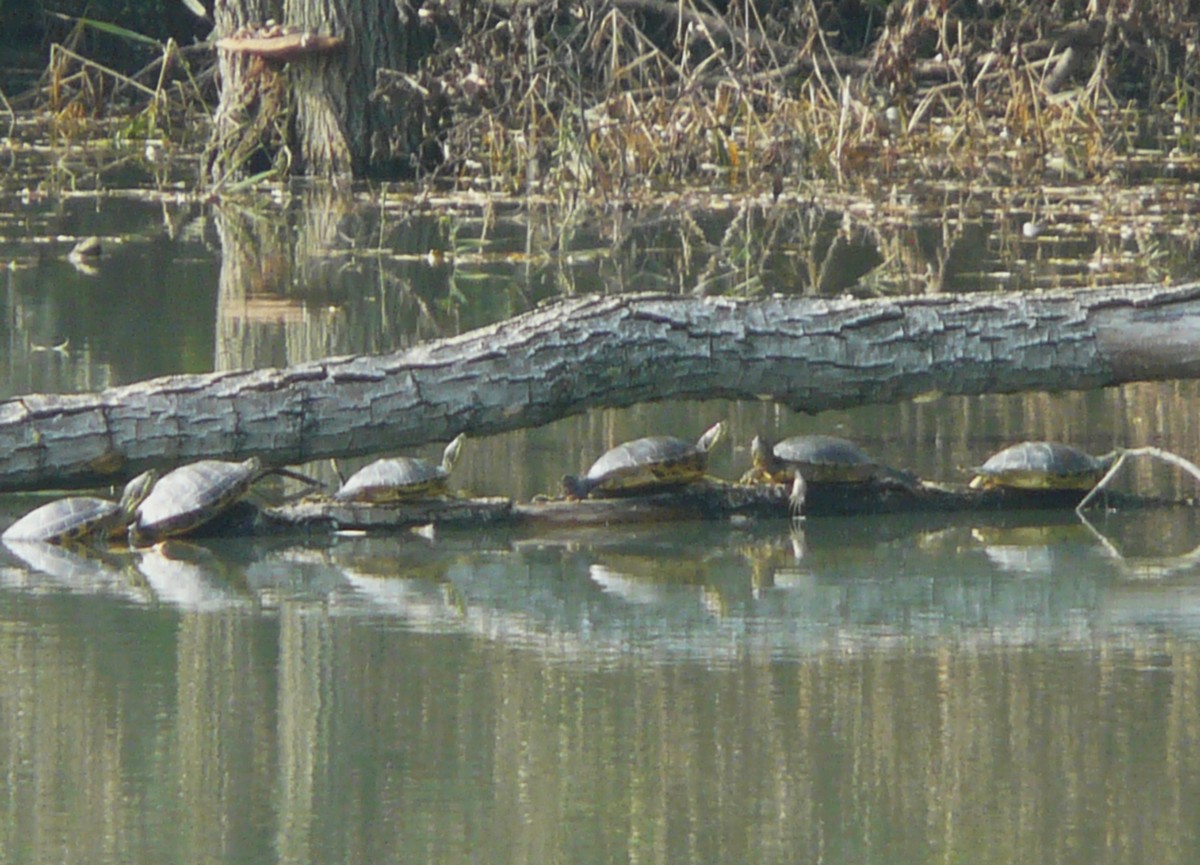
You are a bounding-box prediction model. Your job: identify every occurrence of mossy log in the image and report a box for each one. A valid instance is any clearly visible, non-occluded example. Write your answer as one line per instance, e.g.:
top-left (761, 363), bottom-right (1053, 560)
top-left (264, 495), bottom-right (515, 532)
top-left (5, 283), bottom-right (1200, 492)
top-left (248, 479), bottom-right (1188, 535)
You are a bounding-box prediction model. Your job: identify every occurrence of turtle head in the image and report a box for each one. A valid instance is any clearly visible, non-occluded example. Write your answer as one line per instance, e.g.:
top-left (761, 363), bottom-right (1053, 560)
top-left (442, 434), bottom-right (467, 473)
top-left (561, 474), bottom-right (591, 500)
top-left (118, 469), bottom-right (159, 513)
top-left (697, 421), bottom-right (727, 453)
top-left (750, 435), bottom-right (775, 470)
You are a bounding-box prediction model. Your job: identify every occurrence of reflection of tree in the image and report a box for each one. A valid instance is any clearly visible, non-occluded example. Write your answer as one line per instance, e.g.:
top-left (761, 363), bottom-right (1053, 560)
top-left (0, 600), bottom-right (178, 859)
top-left (215, 190), bottom-right (475, 370)
top-left (216, 194), bottom-right (332, 371)
top-left (176, 612), bottom-right (277, 864)
top-left (4, 559), bottom-right (1200, 861)
top-left (275, 604), bottom-right (324, 864)
top-left (266, 631), bottom-right (1200, 863)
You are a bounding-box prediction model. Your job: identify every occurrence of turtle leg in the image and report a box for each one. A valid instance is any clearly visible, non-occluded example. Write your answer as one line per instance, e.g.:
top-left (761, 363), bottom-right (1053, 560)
top-left (788, 474), bottom-right (807, 519)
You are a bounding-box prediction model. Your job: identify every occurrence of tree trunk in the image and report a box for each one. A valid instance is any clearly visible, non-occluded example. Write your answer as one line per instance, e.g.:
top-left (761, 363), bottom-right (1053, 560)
top-left (3, 283), bottom-right (1200, 491)
top-left (208, 0), bottom-right (422, 181)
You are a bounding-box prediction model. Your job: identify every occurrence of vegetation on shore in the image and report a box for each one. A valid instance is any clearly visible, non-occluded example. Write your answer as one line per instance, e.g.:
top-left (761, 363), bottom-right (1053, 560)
top-left (411, 0), bottom-right (1198, 198)
top-left (3, 1), bottom-right (1197, 191)
top-left (1, 1), bottom-right (1198, 296)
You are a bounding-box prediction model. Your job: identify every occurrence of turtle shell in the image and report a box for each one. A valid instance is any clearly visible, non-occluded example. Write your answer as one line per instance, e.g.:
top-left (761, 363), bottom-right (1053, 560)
top-left (969, 441), bottom-right (1113, 490)
top-left (335, 434), bottom-right (465, 503)
top-left (563, 421), bottom-right (725, 498)
top-left (3, 470), bottom-right (158, 544)
top-left (750, 435), bottom-right (877, 484)
top-left (133, 458), bottom-right (263, 543)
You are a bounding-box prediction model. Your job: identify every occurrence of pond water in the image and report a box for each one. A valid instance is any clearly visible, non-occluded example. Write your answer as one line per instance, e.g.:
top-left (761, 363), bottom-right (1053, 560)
top-left (2, 178), bottom-right (1200, 863)
top-left (3, 512), bottom-right (1200, 864)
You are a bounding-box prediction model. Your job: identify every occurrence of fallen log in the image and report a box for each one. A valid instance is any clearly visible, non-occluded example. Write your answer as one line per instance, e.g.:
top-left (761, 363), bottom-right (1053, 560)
top-left (265, 495), bottom-right (515, 532)
top-left (4, 283), bottom-right (1200, 491)
top-left (255, 479), bottom-right (1190, 534)
top-left (4, 478), bottom-right (1188, 543)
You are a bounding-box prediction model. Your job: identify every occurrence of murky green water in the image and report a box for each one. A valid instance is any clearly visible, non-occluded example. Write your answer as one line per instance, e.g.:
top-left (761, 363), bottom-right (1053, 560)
top-left (3, 187), bottom-right (1200, 863)
top-left (3, 514), bottom-right (1200, 864)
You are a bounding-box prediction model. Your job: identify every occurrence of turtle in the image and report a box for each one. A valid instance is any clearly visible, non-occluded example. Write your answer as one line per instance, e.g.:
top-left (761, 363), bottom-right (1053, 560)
top-left (744, 434), bottom-right (878, 485)
top-left (2, 469), bottom-right (159, 544)
top-left (132, 458), bottom-right (266, 544)
top-left (968, 441), bottom-right (1119, 491)
top-left (562, 421), bottom-right (726, 499)
top-left (334, 434), bottom-right (466, 503)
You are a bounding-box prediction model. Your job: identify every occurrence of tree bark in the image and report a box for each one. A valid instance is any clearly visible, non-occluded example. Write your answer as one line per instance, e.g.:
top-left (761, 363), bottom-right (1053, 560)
top-left (207, 0), bottom-right (283, 182)
top-left (3, 283), bottom-right (1200, 491)
top-left (208, 0), bottom-right (421, 181)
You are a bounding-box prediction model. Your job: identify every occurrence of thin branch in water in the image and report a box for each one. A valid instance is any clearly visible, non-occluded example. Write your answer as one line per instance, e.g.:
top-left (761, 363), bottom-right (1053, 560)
top-left (1076, 446), bottom-right (1200, 513)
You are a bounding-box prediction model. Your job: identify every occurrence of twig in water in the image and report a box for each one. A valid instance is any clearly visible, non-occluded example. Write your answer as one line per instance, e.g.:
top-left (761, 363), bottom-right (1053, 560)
top-left (1076, 446), bottom-right (1200, 513)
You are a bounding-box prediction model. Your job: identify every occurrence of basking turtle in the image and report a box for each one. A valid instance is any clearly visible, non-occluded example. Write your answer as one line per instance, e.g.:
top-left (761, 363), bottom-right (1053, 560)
top-left (745, 435), bottom-right (878, 485)
top-left (562, 421), bottom-right (726, 499)
top-left (968, 441), bottom-right (1119, 491)
top-left (132, 458), bottom-right (266, 544)
top-left (334, 434), bottom-right (466, 503)
top-left (2, 470), bottom-right (159, 544)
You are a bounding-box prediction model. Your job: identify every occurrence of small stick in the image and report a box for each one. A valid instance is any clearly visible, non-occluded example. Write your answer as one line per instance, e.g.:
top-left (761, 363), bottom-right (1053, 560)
top-left (1076, 446), bottom-right (1200, 513)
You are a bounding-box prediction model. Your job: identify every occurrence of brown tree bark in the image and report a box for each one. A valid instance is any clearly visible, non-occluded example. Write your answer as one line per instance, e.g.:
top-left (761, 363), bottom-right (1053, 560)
top-left (208, 0), bottom-right (422, 181)
top-left (3, 283), bottom-right (1200, 491)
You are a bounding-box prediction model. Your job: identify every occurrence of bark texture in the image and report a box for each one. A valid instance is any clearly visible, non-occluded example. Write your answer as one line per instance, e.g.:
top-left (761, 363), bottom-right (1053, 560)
top-left (208, 0), bottom-right (282, 182)
top-left (209, 0), bottom-right (421, 180)
top-left (3, 283), bottom-right (1200, 491)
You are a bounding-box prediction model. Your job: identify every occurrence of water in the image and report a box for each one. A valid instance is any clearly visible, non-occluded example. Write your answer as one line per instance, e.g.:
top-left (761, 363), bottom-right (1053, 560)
top-left (3, 184), bottom-right (1200, 863)
top-left (2, 512), bottom-right (1200, 864)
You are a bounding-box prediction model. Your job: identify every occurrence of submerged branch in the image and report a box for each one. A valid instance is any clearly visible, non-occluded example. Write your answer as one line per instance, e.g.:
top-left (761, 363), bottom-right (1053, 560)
top-left (4, 282), bottom-right (1200, 491)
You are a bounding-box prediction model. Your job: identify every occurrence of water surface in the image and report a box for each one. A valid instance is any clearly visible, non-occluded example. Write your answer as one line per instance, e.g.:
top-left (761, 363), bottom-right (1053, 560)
top-left (2, 180), bottom-right (1200, 864)
top-left (2, 510), bottom-right (1200, 864)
